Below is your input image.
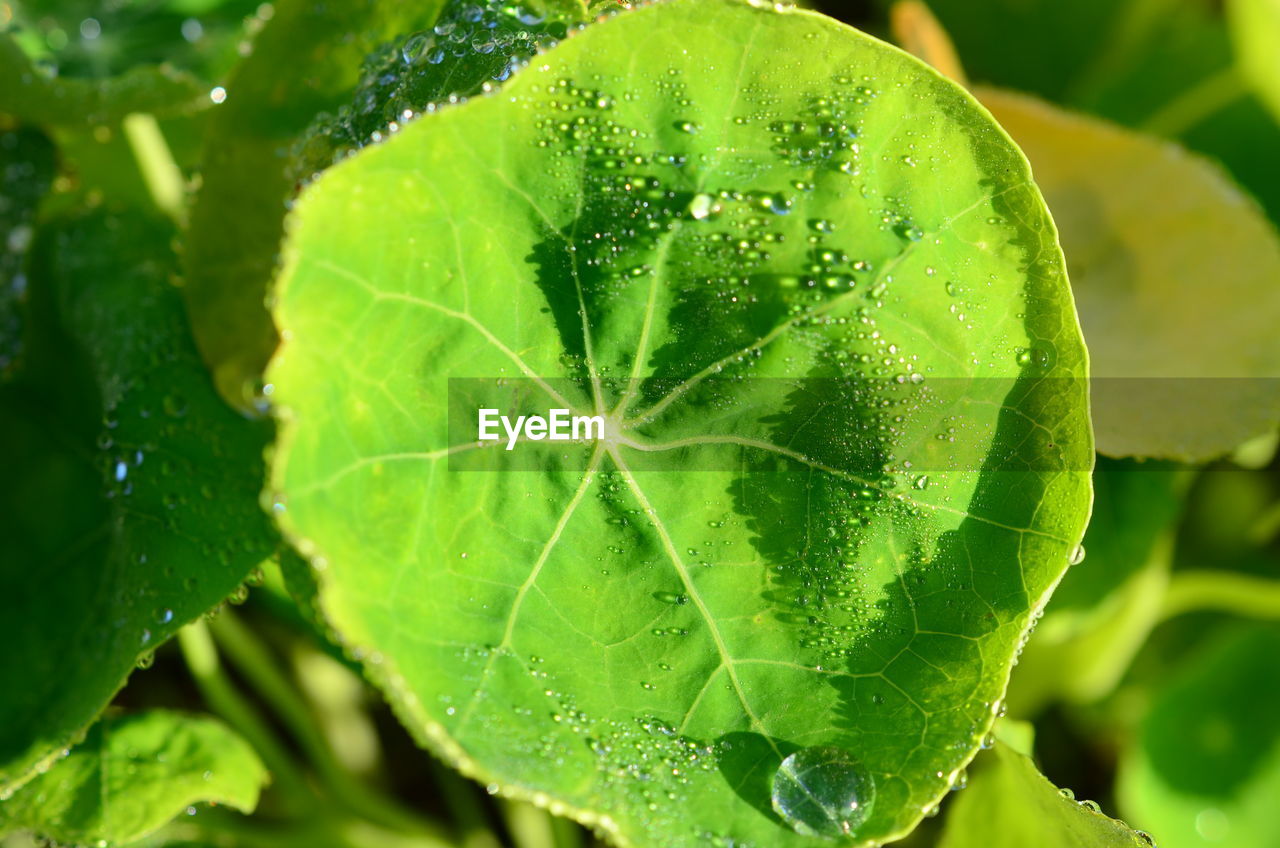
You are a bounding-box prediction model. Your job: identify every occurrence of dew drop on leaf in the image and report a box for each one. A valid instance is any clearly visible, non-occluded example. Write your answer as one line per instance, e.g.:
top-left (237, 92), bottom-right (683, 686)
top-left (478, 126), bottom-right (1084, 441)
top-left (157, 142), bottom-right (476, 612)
top-left (770, 746), bottom-right (875, 839)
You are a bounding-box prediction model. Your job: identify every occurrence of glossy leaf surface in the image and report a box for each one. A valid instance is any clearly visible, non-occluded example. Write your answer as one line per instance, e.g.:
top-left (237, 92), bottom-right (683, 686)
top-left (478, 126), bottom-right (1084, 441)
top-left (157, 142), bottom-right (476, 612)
top-left (268, 1), bottom-right (1092, 844)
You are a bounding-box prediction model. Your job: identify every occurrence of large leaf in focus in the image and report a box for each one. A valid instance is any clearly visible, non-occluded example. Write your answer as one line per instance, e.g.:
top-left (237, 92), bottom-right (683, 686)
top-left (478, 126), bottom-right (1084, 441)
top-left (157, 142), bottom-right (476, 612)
top-left (0, 710), bottom-right (265, 845)
top-left (1119, 624), bottom-right (1280, 848)
top-left (979, 88), bottom-right (1280, 461)
top-left (267, 1), bottom-right (1092, 844)
top-left (183, 0), bottom-right (589, 411)
top-left (1009, 461), bottom-right (1188, 712)
top-left (940, 739), bottom-right (1152, 848)
top-left (0, 35), bottom-right (207, 126)
top-left (1227, 0), bottom-right (1280, 124)
top-left (0, 208), bottom-right (276, 790)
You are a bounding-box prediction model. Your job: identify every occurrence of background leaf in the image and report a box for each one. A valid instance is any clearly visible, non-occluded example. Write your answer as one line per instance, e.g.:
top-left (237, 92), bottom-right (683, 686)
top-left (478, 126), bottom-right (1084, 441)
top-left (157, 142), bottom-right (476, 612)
top-left (1118, 624), bottom-right (1280, 848)
top-left (267, 1), bottom-right (1092, 845)
top-left (182, 0), bottom-right (590, 411)
top-left (0, 123), bottom-right (55, 378)
top-left (0, 710), bottom-right (266, 846)
top-left (1008, 462), bottom-right (1188, 712)
top-left (0, 207), bottom-right (276, 791)
top-left (978, 87), bottom-right (1280, 461)
top-left (0, 34), bottom-right (208, 127)
top-left (939, 738), bottom-right (1152, 848)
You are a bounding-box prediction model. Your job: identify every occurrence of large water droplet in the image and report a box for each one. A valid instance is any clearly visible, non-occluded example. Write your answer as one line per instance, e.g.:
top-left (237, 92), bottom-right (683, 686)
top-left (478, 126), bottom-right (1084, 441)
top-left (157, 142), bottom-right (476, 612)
top-left (771, 746), bottom-right (875, 839)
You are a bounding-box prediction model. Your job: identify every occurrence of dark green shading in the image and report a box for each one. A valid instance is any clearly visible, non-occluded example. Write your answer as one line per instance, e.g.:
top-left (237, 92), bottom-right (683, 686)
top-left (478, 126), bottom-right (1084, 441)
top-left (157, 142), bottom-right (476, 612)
top-left (1052, 459), bottom-right (1186, 613)
top-left (0, 123), bottom-right (55, 378)
top-left (0, 34), bottom-right (207, 126)
top-left (291, 0), bottom-right (588, 181)
top-left (0, 206), bottom-right (276, 791)
top-left (908, 0), bottom-right (1280, 223)
top-left (4, 0), bottom-right (260, 84)
top-left (901, 0), bottom-right (1120, 102)
top-left (183, 0), bottom-right (591, 410)
top-left (1141, 624), bottom-right (1280, 796)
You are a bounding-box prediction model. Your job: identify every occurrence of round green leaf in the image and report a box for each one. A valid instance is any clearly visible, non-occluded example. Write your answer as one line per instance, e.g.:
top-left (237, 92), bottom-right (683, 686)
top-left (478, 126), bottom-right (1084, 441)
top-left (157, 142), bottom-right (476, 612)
top-left (268, 1), bottom-right (1092, 844)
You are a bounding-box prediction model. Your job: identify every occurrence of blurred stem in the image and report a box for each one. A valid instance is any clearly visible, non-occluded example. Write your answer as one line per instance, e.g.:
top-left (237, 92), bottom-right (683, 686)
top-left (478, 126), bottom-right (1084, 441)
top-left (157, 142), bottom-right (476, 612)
top-left (1160, 571), bottom-right (1280, 622)
top-left (121, 112), bottom-right (186, 224)
top-left (1251, 500), bottom-right (1280, 545)
top-left (208, 609), bottom-right (449, 841)
top-left (177, 620), bottom-right (315, 813)
top-left (1067, 0), bottom-right (1170, 103)
top-left (550, 814), bottom-right (585, 848)
top-left (192, 806), bottom-right (454, 848)
top-left (1140, 68), bottom-right (1247, 137)
top-left (425, 757), bottom-right (503, 848)
top-left (501, 802), bottom-right (558, 848)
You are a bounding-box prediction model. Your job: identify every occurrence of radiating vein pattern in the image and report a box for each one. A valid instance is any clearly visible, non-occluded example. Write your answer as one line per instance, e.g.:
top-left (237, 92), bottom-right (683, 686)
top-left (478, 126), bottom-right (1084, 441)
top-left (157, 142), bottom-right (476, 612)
top-left (267, 2), bottom-right (1092, 846)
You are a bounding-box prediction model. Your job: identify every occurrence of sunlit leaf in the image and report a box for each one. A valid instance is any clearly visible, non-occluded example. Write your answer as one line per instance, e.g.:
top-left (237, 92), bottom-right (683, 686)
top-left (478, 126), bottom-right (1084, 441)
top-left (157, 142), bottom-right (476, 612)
top-left (266, 1), bottom-right (1092, 844)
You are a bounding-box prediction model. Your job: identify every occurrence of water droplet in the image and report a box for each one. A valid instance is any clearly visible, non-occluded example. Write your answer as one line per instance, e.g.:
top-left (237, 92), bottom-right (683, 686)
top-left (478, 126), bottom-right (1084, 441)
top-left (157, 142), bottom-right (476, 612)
top-left (688, 193), bottom-right (718, 221)
top-left (771, 747), bottom-right (875, 839)
top-left (1069, 544), bottom-right (1086, 565)
top-left (654, 591), bottom-right (689, 606)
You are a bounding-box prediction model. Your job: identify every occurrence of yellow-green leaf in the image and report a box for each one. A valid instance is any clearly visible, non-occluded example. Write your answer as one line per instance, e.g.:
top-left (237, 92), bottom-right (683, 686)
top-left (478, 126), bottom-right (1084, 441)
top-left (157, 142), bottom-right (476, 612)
top-left (979, 87), bottom-right (1280, 461)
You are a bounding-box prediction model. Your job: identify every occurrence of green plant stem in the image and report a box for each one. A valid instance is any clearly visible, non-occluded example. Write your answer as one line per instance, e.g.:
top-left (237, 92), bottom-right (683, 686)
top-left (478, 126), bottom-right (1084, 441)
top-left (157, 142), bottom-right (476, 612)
top-left (207, 609), bottom-right (449, 841)
top-left (191, 805), bottom-right (454, 848)
top-left (1251, 500), bottom-right (1280, 545)
top-left (501, 801), bottom-right (559, 848)
top-left (121, 112), bottom-right (186, 223)
top-left (424, 758), bottom-right (503, 848)
top-left (1140, 68), bottom-right (1248, 137)
top-left (1067, 0), bottom-right (1169, 103)
top-left (551, 814), bottom-right (585, 848)
top-left (1160, 571), bottom-right (1280, 622)
top-left (177, 620), bottom-right (315, 814)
